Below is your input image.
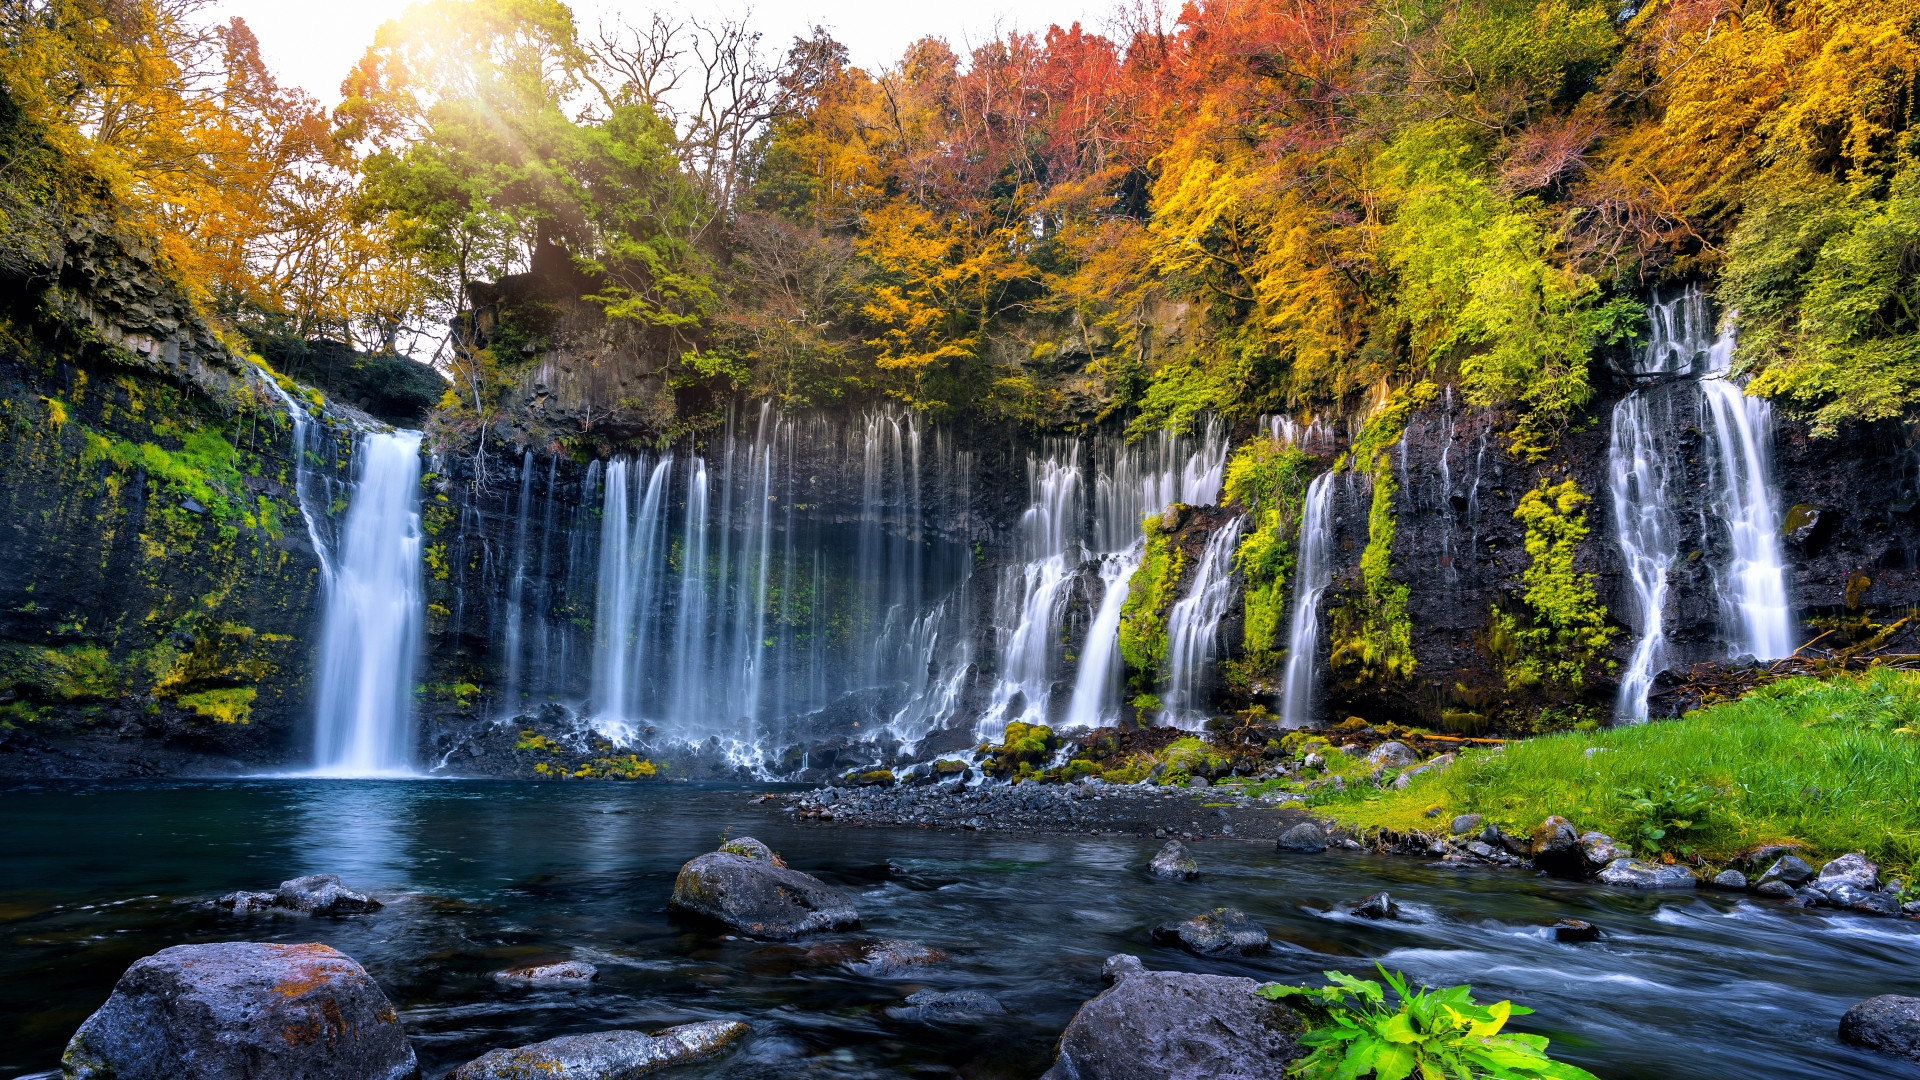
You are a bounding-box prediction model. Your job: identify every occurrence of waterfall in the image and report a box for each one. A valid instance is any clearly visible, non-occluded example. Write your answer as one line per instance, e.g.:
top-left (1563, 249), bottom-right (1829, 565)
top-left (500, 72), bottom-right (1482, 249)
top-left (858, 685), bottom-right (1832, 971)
top-left (253, 368), bottom-right (336, 576)
top-left (1162, 515), bottom-right (1246, 729)
top-left (583, 404), bottom-right (972, 765)
top-left (981, 446), bottom-right (1084, 735)
top-left (311, 431), bottom-right (426, 776)
top-left (1609, 390), bottom-right (1680, 722)
top-left (1060, 549), bottom-right (1140, 729)
top-left (1701, 375), bottom-right (1793, 659)
top-left (1279, 471), bottom-right (1336, 728)
top-left (500, 450), bottom-right (534, 714)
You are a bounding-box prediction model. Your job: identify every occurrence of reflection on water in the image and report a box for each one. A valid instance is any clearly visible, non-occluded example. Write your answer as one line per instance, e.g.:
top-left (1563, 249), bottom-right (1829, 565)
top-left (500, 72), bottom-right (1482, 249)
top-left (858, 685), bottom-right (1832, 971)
top-left (1, 780), bottom-right (1917, 1080)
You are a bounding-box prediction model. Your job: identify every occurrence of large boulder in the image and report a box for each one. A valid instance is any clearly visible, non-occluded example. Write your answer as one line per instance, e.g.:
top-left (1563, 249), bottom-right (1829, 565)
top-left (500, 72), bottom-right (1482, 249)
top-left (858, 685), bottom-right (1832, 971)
top-left (60, 942), bottom-right (417, 1080)
top-left (1150, 908), bottom-right (1270, 957)
top-left (669, 839), bottom-right (858, 939)
top-left (1818, 853), bottom-right (1879, 892)
top-left (1041, 958), bottom-right (1304, 1079)
top-left (1149, 840), bottom-right (1199, 881)
top-left (1841, 996), bottom-right (1920, 1061)
top-left (1595, 858), bottom-right (1697, 889)
top-left (1366, 742), bottom-right (1417, 770)
top-left (1275, 823), bottom-right (1328, 852)
top-left (1757, 855), bottom-right (1815, 890)
top-left (1529, 817), bottom-right (1583, 876)
top-left (447, 1020), bottom-right (750, 1080)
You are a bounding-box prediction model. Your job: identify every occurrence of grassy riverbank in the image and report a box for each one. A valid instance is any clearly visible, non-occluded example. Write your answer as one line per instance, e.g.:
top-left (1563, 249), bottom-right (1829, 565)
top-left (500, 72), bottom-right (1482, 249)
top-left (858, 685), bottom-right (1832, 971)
top-left (1309, 669), bottom-right (1920, 875)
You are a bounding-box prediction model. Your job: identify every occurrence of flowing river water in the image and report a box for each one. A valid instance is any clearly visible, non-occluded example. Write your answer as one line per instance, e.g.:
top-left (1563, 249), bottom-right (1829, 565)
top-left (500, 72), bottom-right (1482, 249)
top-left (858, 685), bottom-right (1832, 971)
top-left (2, 780), bottom-right (1915, 1080)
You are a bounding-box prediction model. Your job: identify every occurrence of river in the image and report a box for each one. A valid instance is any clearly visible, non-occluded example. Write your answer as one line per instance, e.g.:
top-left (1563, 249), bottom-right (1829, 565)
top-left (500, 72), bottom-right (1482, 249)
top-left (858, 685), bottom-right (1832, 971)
top-left (1, 780), bottom-right (1914, 1079)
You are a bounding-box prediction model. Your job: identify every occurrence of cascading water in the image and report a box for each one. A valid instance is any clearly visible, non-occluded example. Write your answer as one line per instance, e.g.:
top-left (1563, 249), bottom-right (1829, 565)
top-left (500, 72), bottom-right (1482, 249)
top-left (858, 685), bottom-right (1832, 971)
top-left (1161, 514), bottom-right (1246, 729)
top-left (253, 369), bottom-right (337, 574)
top-left (310, 431), bottom-right (426, 776)
top-left (1060, 549), bottom-right (1140, 730)
top-left (1279, 471), bottom-right (1336, 728)
top-left (1609, 390), bottom-right (1680, 723)
top-left (981, 448), bottom-right (1083, 735)
top-left (1609, 286), bottom-right (1794, 719)
top-left (585, 404), bottom-right (972, 765)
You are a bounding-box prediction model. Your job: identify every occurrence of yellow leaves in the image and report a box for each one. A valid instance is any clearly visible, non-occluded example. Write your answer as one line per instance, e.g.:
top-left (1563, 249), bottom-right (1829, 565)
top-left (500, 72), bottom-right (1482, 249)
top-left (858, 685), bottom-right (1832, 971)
top-left (1774, 12), bottom-right (1920, 185)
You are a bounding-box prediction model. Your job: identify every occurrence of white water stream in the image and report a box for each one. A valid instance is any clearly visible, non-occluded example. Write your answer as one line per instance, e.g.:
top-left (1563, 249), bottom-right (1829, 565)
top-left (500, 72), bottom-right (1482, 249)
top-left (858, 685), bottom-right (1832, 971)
top-left (1161, 514), bottom-right (1246, 729)
top-left (1279, 470), bottom-right (1337, 728)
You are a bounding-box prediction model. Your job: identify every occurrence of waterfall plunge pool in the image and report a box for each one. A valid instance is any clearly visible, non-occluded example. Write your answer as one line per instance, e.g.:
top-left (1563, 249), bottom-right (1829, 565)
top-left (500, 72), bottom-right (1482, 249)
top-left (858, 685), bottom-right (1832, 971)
top-left (1, 780), bottom-right (1913, 1079)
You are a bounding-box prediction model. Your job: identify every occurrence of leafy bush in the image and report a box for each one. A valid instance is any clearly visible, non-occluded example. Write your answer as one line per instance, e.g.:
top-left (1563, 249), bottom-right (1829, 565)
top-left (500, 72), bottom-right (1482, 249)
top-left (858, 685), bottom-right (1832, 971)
top-left (1260, 966), bottom-right (1596, 1080)
top-left (1615, 777), bottom-right (1719, 856)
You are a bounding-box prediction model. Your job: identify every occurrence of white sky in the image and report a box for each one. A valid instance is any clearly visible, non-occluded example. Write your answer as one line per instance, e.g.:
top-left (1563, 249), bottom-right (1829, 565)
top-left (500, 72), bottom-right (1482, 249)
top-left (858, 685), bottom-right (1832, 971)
top-left (212, 0), bottom-right (1113, 105)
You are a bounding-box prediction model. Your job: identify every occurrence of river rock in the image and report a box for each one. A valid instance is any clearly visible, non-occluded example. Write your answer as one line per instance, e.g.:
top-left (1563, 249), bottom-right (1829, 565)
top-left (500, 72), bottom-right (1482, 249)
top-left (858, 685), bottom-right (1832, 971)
top-left (1596, 858), bottom-right (1697, 889)
top-left (1366, 742), bottom-right (1417, 770)
top-left (887, 989), bottom-right (1006, 1021)
top-left (496, 960), bottom-right (597, 983)
top-left (1276, 823), bottom-right (1328, 852)
top-left (1103, 954), bottom-right (1145, 985)
top-left (1550, 918), bottom-right (1599, 942)
top-left (447, 1020), bottom-right (749, 1080)
top-left (1346, 892), bottom-right (1398, 920)
top-left (669, 841), bottom-right (858, 939)
top-left (60, 941), bottom-right (417, 1080)
top-left (1758, 855), bottom-right (1815, 889)
top-left (1041, 959), bottom-right (1305, 1080)
top-left (1530, 816), bottom-right (1583, 875)
top-left (849, 939), bottom-right (947, 975)
top-left (216, 890), bottom-right (281, 912)
top-left (1840, 996), bottom-right (1920, 1061)
top-left (1755, 879), bottom-right (1797, 899)
top-left (1480, 825), bottom-right (1530, 856)
top-left (1710, 869), bottom-right (1748, 891)
top-left (274, 874), bottom-right (382, 916)
top-left (717, 837), bottom-right (785, 865)
top-left (1449, 813), bottom-right (1483, 836)
top-left (1579, 832), bottom-right (1625, 871)
top-left (1818, 853), bottom-right (1880, 892)
top-left (1151, 908), bottom-right (1270, 956)
top-left (1149, 840), bottom-right (1199, 880)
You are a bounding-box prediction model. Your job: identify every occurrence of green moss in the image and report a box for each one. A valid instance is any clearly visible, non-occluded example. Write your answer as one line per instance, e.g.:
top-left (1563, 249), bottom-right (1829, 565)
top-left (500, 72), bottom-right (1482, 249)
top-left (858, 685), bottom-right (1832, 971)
top-left (1118, 516), bottom-right (1187, 690)
top-left (421, 681), bottom-right (482, 708)
top-left (514, 730), bottom-right (563, 754)
top-left (175, 686), bottom-right (256, 724)
top-left (1161, 735), bottom-right (1229, 779)
top-left (1493, 479), bottom-right (1616, 690)
top-left (1224, 438), bottom-right (1312, 680)
top-left (0, 643), bottom-right (120, 701)
top-left (984, 720), bottom-right (1057, 778)
top-left (79, 425), bottom-right (246, 540)
top-left (1328, 383), bottom-right (1433, 686)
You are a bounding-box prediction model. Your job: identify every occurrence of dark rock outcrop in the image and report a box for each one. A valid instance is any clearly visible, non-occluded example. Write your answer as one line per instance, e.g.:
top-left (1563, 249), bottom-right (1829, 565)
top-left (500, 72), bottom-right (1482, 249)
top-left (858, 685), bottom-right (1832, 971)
top-left (1529, 816), bottom-right (1584, 876)
top-left (1041, 958), bottom-right (1305, 1080)
top-left (846, 939), bottom-right (947, 976)
top-left (447, 1020), bottom-right (749, 1080)
top-left (1840, 996), bottom-right (1920, 1062)
top-left (1149, 840), bottom-right (1199, 880)
top-left (1595, 858), bottom-right (1697, 889)
top-left (669, 840), bottom-right (858, 939)
top-left (275, 874), bottom-right (382, 915)
top-left (1347, 892), bottom-right (1398, 920)
top-left (60, 942), bottom-right (416, 1080)
top-left (887, 990), bottom-right (1006, 1021)
top-left (1276, 823), bottom-right (1329, 852)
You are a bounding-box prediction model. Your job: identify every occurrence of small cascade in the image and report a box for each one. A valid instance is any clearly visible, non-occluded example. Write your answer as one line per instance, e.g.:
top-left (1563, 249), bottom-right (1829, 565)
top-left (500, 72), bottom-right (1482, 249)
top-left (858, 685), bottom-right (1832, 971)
top-left (1161, 515), bottom-right (1246, 729)
top-left (1631, 283), bottom-right (1718, 377)
top-left (499, 450), bottom-right (535, 714)
top-left (1279, 471), bottom-right (1336, 728)
top-left (1701, 375), bottom-right (1794, 659)
top-left (253, 369), bottom-right (337, 574)
top-left (981, 447), bottom-right (1084, 735)
top-left (1609, 390), bottom-right (1681, 722)
top-left (1060, 548), bottom-right (1140, 730)
top-left (311, 431), bottom-right (426, 776)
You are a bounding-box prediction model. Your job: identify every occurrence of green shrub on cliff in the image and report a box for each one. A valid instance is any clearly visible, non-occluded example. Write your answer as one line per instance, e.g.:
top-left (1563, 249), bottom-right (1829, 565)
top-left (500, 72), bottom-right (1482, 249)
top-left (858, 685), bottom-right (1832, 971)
top-left (1224, 438), bottom-right (1311, 677)
top-left (1118, 517), bottom-right (1186, 691)
top-left (1491, 479), bottom-right (1615, 690)
top-left (1328, 384), bottom-right (1433, 686)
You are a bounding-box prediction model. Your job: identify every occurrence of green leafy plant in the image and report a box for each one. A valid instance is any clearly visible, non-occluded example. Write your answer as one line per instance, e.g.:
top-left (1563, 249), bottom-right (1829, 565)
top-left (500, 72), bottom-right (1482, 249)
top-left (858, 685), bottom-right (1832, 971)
top-left (1616, 777), bottom-right (1718, 856)
top-left (1259, 966), bottom-right (1596, 1080)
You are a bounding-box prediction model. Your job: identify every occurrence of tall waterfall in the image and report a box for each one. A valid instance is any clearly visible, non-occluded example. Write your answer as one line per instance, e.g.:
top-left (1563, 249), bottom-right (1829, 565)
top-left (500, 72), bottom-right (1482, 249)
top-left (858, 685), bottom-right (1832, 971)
top-left (980, 418), bottom-right (1228, 737)
top-left (584, 404), bottom-right (972, 763)
top-left (1162, 514), bottom-right (1246, 728)
top-left (1279, 471), bottom-right (1336, 728)
top-left (1610, 286), bottom-right (1793, 719)
top-left (311, 432), bottom-right (426, 776)
top-left (1608, 391), bottom-right (1680, 723)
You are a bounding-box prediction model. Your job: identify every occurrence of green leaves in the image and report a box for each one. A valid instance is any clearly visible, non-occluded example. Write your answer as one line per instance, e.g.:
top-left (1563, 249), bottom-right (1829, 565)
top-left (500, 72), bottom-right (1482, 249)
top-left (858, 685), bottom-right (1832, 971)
top-left (1615, 776), bottom-right (1718, 856)
top-left (1259, 965), bottom-right (1596, 1080)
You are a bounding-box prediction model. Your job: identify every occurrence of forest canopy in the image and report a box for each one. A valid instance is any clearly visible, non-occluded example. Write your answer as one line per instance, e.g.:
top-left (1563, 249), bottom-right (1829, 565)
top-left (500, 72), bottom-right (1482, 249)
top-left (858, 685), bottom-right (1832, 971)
top-left (4, 0), bottom-right (1918, 449)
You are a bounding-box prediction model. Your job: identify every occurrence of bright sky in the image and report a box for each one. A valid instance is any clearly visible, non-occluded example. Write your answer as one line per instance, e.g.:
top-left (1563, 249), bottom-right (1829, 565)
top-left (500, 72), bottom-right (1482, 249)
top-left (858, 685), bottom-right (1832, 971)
top-left (212, 0), bottom-right (1113, 105)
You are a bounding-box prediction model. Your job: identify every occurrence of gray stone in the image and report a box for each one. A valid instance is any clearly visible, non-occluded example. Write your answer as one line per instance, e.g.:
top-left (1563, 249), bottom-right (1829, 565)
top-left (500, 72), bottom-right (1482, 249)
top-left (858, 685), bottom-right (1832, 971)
top-left (1449, 813), bottom-right (1483, 836)
top-left (1188, 775), bottom-right (1210, 789)
top-left (1550, 918), bottom-right (1599, 942)
top-left (1840, 995), bottom-right (1920, 1061)
top-left (1758, 855), bottom-right (1815, 888)
top-left (1102, 954), bottom-right (1145, 985)
top-left (1275, 823), bottom-right (1328, 852)
top-left (1595, 858), bottom-right (1697, 889)
top-left (1818, 853), bottom-right (1880, 892)
top-left (1710, 869), bottom-right (1748, 891)
top-left (669, 847), bottom-right (858, 939)
top-left (1480, 825), bottom-right (1530, 856)
top-left (60, 942), bottom-right (417, 1080)
top-left (716, 836), bottom-right (782, 864)
top-left (850, 939), bottom-right (947, 976)
top-left (888, 990), bottom-right (1006, 1021)
top-left (1149, 840), bottom-right (1199, 881)
top-left (1578, 832), bottom-right (1625, 871)
top-left (1151, 908), bottom-right (1270, 957)
top-left (1755, 879), bottom-right (1796, 899)
top-left (274, 874), bottom-right (382, 916)
top-left (1042, 961), bottom-right (1304, 1080)
top-left (215, 890), bottom-right (280, 912)
top-left (1347, 892), bottom-right (1397, 920)
top-left (1464, 840), bottom-right (1502, 860)
top-left (1530, 816), bottom-right (1583, 875)
top-left (1366, 742), bottom-right (1417, 769)
top-left (447, 1020), bottom-right (750, 1080)
top-left (496, 960), bottom-right (598, 984)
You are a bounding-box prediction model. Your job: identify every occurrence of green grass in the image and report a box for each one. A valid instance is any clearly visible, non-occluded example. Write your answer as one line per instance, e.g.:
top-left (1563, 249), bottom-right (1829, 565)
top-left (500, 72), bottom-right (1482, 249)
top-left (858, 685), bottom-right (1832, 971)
top-left (1315, 669), bottom-right (1920, 875)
